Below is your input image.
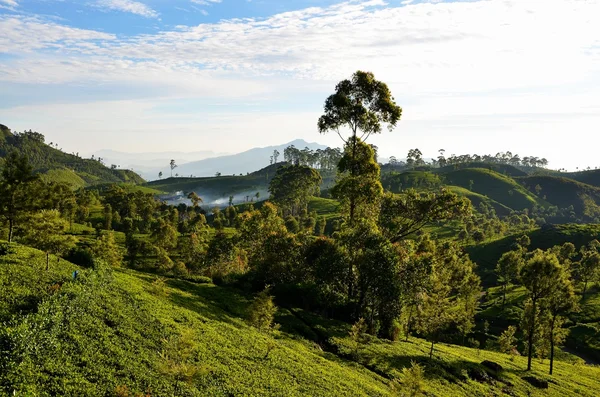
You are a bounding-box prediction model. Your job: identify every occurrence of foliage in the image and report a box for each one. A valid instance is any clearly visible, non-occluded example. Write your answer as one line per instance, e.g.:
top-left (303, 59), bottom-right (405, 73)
top-left (91, 232), bottom-right (124, 267)
top-left (269, 164), bottom-right (322, 216)
top-left (498, 326), bottom-right (518, 356)
top-left (248, 288), bottom-right (278, 332)
top-left (16, 209), bottom-right (76, 270)
top-left (318, 70), bottom-right (402, 141)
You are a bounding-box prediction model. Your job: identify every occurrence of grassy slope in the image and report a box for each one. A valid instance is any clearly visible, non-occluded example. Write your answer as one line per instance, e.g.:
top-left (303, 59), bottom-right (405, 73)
top-left (436, 162), bottom-right (528, 177)
top-left (517, 175), bottom-right (600, 220)
top-left (467, 224), bottom-right (600, 286)
top-left (545, 169), bottom-right (600, 188)
top-left (0, 125), bottom-right (145, 187)
top-left (446, 186), bottom-right (513, 216)
top-left (441, 168), bottom-right (543, 210)
top-left (40, 168), bottom-right (88, 189)
top-left (3, 243), bottom-right (599, 396)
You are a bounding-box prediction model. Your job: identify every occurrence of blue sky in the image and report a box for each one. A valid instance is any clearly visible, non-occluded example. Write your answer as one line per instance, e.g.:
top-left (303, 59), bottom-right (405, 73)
top-left (1, 0), bottom-right (599, 171)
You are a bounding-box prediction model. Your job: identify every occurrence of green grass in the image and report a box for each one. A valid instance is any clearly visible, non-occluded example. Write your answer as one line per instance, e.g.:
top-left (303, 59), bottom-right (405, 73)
top-left (446, 185), bottom-right (513, 216)
top-left (308, 197), bottom-right (341, 220)
top-left (2, 241), bottom-right (600, 396)
top-left (40, 167), bottom-right (87, 189)
top-left (441, 168), bottom-right (543, 210)
top-left (436, 162), bottom-right (528, 177)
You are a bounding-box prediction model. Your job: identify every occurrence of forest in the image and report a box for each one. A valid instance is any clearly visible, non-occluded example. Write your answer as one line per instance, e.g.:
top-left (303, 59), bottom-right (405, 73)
top-left (2, 71), bottom-right (600, 396)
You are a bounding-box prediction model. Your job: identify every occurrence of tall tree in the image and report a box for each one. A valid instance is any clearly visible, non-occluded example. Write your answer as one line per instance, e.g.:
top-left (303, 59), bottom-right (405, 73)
top-left (318, 71), bottom-right (401, 223)
top-left (170, 159), bottom-right (177, 177)
top-left (0, 152), bottom-right (39, 242)
top-left (541, 276), bottom-right (578, 375)
top-left (519, 250), bottom-right (563, 371)
top-left (331, 138), bottom-right (383, 223)
top-left (575, 241), bottom-right (600, 299)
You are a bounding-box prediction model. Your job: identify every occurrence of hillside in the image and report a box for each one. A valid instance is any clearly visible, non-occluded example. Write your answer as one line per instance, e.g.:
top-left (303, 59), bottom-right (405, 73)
top-left (517, 175), bottom-right (600, 221)
top-left (441, 168), bottom-right (543, 210)
top-left (467, 224), bottom-right (600, 286)
top-left (3, 242), bottom-right (600, 396)
top-left (435, 162), bottom-right (528, 177)
top-left (0, 124), bottom-right (145, 187)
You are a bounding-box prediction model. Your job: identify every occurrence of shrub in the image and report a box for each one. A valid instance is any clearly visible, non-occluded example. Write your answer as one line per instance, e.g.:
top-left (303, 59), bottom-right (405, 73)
top-left (0, 243), bottom-right (13, 257)
top-left (173, 261), bottom-right (188, 277)
top-left (400, 361), bottom-right (425, 397)
top-left (248, 288), bottom-right (278, 332)
top-left (65, 247), bottom-right (95, 268)
top-left (498, 326), bottom-right (518, 356)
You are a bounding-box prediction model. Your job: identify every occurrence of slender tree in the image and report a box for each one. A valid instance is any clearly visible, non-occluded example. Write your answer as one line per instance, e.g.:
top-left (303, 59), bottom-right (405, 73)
top-left (542, 276), bottom-right (578, 375)
top-left (496, 249), bottom-right (525, 309)
top-left (519, 250), bottom-right (563, 371)
top-left (318, 71), bottom-right (401, 223)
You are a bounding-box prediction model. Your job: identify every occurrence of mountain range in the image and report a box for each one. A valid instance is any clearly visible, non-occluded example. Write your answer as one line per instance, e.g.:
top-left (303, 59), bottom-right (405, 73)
top-left (101, 139), bottom-right (329, 181)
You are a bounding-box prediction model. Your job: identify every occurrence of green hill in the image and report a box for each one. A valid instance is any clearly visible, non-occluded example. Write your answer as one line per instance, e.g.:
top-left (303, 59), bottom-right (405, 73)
top-left (0, 124), bottom-right (145, 187)
top-left (3, 241), bottom-right (600, 396)
top-left (517, 175), bottom-right (600, 221)
top-left (467, 224), bottom-right (600, 286)
top-left (441, 168), bottom-right (542, 210)
top-left (147, 164), bottom-right (337, 202)
top-left (446, 186), bottom-right (513, 217)
top-left (436, 162), bottom-right (528, 177)
top-left (542, 169), bottom-right (600, 188)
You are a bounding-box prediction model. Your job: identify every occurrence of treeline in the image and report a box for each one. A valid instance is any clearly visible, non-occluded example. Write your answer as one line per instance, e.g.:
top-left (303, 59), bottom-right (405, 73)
top-left (388, 148), bottom-right (549, 169)
top-left (283, 145), bottom-right (342, 170)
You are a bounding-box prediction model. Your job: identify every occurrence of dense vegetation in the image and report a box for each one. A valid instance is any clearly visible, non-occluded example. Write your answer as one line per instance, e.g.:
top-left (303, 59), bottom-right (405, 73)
top-left (2, 72), bottom-right (600, 396)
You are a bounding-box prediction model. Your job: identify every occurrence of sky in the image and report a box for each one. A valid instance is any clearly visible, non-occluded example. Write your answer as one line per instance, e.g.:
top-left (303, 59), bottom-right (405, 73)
top-left (1, 0), bottom-right (599, 171)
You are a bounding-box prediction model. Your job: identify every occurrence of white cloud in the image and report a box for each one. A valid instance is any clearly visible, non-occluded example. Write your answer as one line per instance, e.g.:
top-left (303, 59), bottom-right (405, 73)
top-left (0, 0), bottom-right (18, 7)
top-left (0, 15), bottom-right (114, 53)
top-left (95, 0), bottom-right (159, 18)
top-left (191, 0), bottom-right (222, 5)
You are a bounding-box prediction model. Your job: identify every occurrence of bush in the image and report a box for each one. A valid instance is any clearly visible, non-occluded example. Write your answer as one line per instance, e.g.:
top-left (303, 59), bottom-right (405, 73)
top-left (248, 288), bottom-right (278, 332)
top-left (64, 247), bottom-right (95, 268)
top-left (0, 243), bottom-right (14, 257)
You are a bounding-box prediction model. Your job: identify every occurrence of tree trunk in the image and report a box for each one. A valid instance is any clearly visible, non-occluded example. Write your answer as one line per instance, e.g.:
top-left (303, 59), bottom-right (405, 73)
top-left (502, 283), bottom-right (507, 310)
top-left (549, 325), bottom-right (555, 375)
top-left (46, 252), bottom-right (50, 272)
top-left (583, 281), bottom-right (588, 300)
top-left (347, 263), bottom-right (354, 301)
top-left (406, 305), bottom-right (414, 342)
top-left (429, 340), bottom-right (435, 359)
top-left (527, 300), bottom-right (536, 371)
top-left (7, 218), bottom-right (13, 243)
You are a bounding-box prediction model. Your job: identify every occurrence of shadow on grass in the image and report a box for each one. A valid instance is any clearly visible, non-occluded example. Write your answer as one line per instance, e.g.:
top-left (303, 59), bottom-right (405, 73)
top-left (358, 348), bottom-right (524, 388)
